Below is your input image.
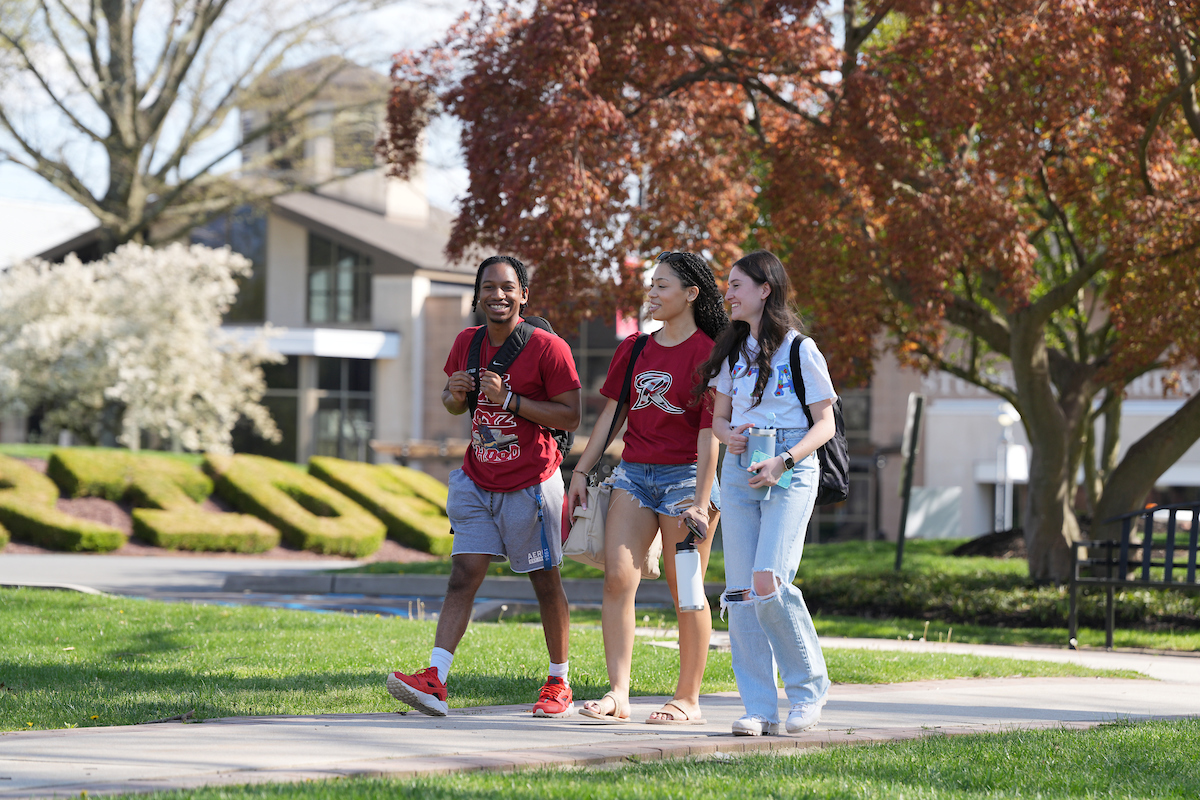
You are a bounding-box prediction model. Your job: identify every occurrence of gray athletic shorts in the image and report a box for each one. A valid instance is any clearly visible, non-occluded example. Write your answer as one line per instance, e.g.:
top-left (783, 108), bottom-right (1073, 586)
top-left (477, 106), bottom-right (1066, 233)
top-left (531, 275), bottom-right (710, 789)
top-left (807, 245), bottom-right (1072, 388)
top-left (446, 469), bottom-right (564, 574)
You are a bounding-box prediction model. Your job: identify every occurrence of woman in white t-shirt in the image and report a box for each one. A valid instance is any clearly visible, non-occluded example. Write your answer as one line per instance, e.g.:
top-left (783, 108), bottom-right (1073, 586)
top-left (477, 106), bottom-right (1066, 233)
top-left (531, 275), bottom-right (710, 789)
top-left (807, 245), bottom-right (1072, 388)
top-left (698, 250), bottom-right (837, 737)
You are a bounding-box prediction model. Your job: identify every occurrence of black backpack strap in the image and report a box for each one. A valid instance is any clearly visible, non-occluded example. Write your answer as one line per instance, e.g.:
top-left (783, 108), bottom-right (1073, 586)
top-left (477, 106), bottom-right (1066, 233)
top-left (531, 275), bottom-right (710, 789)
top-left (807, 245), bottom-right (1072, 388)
top-left (465, 322), bottom-right (535, 416)
top-left (791, 335), bottom-right (817, 429)
top-left (593, 333), bottom-right (650, 472)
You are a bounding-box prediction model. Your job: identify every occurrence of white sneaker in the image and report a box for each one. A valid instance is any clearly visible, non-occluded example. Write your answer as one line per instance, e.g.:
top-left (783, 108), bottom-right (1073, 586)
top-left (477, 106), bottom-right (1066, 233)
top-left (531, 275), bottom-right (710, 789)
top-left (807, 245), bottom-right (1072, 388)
top-left (732, 714), bottom-right (779, 736)
top-left (785, 698), bottom-right (825, 733)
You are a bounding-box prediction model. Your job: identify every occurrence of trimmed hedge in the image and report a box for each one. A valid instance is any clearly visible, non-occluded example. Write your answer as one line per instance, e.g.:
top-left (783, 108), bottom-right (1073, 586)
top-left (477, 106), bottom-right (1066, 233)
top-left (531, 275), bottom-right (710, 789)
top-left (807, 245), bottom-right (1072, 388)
top-left (48, 449), bottom-right (211, 507)
top-left (382, 464), bottom-right (449, 511)
top-left (131, 509), bottom-right (279, 553)
top-left (0, 521), bottom-right (8, 549)
top-left (799, 564), bottom-right (1200, 631)
top-left (46, 448), bottom-right (277, 553)
top-left (0, 455), bottom-right (126, 552)
top-left (206, 454), bottom-right (385, 557)
top-left (309, 457), bottom-right (453, 555)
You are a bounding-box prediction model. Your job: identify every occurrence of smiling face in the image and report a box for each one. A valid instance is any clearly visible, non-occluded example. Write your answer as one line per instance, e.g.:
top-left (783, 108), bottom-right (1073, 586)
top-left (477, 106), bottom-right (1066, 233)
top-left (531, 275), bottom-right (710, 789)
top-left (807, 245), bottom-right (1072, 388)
top-left (478, 262), bottom-right (527, 325)
top-left (724, 266), bottom-right (769, 326)
top-left (647, 263), bottom-right (698, 324)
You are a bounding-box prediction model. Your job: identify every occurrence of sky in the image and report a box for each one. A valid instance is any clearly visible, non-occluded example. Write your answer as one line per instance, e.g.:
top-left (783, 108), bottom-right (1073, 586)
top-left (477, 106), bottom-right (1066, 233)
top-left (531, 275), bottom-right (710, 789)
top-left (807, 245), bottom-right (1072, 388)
top-left (0, 0), bottom-right (470, 212)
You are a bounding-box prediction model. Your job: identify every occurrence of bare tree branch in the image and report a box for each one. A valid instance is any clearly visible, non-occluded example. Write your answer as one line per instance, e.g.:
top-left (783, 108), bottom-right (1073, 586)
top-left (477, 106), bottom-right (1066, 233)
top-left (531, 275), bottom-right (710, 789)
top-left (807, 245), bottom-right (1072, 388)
top-left (0, 22), bottom-right (104, 143)
top-left (914, 342), bottom-right (1019, 406)
top-left (1165, 7), bottom-right (1200, 143)
top-left (1136, 67), bottom-right (1200, 194)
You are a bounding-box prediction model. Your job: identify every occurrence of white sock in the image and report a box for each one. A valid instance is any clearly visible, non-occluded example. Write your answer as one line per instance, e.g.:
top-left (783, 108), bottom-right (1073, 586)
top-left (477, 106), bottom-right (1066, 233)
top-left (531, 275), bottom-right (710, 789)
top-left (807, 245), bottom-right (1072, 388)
top-left (548, 660), bottom-right (569, 681)
top-left (430, 647), bottom-right (454, 684)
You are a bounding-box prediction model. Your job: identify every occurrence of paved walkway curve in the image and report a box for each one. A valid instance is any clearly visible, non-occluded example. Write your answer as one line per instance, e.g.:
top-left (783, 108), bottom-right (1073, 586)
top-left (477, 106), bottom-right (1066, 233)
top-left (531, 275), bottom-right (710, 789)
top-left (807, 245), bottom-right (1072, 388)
top-left (3, 555), bottom-right (1199, 797)
top-left (3, 674), bottom-right (1199, 799)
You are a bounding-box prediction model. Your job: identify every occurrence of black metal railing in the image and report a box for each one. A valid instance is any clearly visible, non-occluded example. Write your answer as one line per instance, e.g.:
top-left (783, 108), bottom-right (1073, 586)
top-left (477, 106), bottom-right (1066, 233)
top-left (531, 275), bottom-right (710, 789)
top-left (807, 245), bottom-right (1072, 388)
top-left (1069, 501), bottom-right (1200, 650)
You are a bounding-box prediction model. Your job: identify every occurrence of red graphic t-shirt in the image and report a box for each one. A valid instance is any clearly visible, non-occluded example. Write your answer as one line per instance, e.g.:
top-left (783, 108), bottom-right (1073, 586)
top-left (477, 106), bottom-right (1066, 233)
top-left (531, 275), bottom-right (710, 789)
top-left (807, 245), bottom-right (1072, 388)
top-left (600, 329), bottom-right (715, 465)
top-left (444, 322), bottom-right (582, 493)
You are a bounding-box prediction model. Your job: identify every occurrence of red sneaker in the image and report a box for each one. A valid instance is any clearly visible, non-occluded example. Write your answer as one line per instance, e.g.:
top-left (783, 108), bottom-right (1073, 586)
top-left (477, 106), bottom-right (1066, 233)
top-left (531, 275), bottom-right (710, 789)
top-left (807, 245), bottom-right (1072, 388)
top-left (386, 666), bottom-right (448, 716)
top-left (532, 676), bottom-right (574, 718)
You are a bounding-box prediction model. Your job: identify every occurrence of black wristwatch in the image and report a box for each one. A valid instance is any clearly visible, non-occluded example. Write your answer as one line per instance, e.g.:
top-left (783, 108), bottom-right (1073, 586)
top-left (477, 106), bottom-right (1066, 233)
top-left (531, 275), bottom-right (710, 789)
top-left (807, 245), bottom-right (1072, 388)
top-left (781, 452), bottom-right (795, 471)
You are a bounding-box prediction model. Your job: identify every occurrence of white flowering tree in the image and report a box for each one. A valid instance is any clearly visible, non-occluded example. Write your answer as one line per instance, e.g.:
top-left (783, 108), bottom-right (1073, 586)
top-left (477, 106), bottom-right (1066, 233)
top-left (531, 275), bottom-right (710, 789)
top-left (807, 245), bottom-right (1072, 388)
top-left (0, 243), bottom-right (281, 452)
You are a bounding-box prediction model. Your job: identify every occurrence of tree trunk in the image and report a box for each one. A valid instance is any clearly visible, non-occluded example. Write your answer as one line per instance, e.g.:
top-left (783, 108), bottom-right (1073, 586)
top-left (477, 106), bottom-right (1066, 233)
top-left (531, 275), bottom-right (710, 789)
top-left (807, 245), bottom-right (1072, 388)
top-left (1093, 390), bottom-right (1200, 539)
top-left (1010, 316), bottom-right (1078, 582)
top-left (1021, 430), bottom-right (1079, 582)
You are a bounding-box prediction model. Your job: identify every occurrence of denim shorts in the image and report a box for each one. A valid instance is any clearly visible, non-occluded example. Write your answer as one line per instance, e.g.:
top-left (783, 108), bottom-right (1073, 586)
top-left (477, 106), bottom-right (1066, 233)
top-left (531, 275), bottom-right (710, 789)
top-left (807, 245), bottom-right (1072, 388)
top-left (609, 460), bottom-right (721, 517)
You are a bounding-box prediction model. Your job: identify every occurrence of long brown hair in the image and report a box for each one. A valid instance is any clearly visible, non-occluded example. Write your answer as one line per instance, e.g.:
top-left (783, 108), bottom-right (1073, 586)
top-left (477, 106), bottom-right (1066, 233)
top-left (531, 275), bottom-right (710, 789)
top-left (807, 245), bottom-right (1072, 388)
top-left (695, 250), bottom-right (807, 408)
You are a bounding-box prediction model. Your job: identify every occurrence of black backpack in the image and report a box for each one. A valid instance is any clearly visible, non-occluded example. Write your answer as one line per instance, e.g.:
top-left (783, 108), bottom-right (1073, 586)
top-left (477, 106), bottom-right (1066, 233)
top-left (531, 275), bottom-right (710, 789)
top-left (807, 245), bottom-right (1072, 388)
top-left (790, 336), bottom-right (850, 506)
top-left (465, 317), bottom-right (575, 459)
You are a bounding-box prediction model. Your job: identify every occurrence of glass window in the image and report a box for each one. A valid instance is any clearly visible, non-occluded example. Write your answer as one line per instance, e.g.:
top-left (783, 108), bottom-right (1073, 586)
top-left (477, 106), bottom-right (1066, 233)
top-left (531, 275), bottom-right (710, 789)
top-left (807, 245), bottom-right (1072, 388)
top-left (192, 206), bottom-right (266, 323)
top-left (231, 396), bottom-right (298, 462)
top-left (314, 395), bottom-right (373, 461)
top-left (314, 397), bottom-right (343, 458)
top-left (307, 233), bottom-right (371, 324)
top-left (347, 359), bottom-right (372, 393)
top-left (316, 357), bottom-right (372, 393)
top-left (317, 357), bottom-right (343, 391)
top-left (262, 358), bottom-right (299, 391)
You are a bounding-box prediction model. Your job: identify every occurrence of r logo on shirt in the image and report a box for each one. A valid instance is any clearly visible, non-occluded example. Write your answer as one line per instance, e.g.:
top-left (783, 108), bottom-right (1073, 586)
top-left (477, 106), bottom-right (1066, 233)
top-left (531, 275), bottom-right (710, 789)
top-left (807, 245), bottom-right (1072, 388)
top-left (631, 371), bottom-right (684, 414)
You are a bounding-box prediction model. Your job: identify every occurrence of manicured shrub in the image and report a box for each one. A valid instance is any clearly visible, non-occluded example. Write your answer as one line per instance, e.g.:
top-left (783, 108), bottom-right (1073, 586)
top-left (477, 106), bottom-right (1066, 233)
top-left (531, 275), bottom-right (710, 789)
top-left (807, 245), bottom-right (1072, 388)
top-left (206, 454), bottom-right (385, 557)
top-left (48, 449), bottom-right (212, 506)
top-left (0, 455), bottom-right (126, 552)
top-left (799, 561), bottom-right (1200, 631)
top-left (48, 448), bottom-right (277, 552)
top-left (381, 464), bottom-right (449, 511)
top-left (46, 449), bottom-right (130, 501)
top-left (0, 521), bottom-right (9, 549)
top-left (309, 457), bottom-right (452, 555)
top-left (132, 509), bottom-right (279, 553)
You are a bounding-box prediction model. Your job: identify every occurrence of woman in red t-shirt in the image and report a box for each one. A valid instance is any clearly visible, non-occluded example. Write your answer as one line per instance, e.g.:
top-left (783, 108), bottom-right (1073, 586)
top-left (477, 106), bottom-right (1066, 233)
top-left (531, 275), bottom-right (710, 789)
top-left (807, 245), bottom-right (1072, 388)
top-left (567, 251), bottom-right (728, 724)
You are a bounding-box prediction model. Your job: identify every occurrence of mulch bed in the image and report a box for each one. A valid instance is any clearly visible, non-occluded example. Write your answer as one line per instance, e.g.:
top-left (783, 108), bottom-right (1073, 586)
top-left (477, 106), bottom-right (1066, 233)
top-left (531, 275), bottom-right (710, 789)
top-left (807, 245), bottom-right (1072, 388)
top-left (950, 528), bottom-right (1027, 559)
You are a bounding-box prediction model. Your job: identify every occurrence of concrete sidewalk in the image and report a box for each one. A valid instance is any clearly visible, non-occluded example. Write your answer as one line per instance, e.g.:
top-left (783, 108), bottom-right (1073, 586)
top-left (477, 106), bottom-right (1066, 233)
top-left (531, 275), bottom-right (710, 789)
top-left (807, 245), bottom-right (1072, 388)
top-left (0, 554), bottom-right (356, 595)
top-left (3, 553), bottom-right (1198, 797)
top-left (2, 676), bottom-right (1197, 798)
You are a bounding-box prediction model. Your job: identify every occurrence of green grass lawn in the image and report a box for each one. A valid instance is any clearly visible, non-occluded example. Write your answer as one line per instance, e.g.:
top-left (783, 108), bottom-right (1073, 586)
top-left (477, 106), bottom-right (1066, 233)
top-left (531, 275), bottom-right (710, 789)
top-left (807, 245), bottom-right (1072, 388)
top-left (336, 539), bottom-right (992, 584)
top-left (347, 538), bottom-right (1200, 646)
top-left (0, 588), bottom-right (1140, 731)
top-left (90, 718), bottom-right (1200, 800)
top-left (515, 607), bottom-right (1200, 652)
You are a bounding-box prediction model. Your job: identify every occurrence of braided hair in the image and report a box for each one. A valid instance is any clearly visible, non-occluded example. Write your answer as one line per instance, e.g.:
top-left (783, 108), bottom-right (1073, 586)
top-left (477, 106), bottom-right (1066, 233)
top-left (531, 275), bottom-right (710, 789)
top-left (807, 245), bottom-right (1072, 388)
top-left (653, 251), bottom-right (730, 409)
top-left (472, 255), bottom-right (529, 314)
top-left (655, 251), bottom-right (729, 342)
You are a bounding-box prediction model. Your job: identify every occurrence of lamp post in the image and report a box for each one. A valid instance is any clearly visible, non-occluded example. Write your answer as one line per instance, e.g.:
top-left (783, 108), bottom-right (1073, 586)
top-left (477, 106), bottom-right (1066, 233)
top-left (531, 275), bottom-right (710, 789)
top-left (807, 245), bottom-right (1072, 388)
top-left (995, 403), bottom-right (1019, 532)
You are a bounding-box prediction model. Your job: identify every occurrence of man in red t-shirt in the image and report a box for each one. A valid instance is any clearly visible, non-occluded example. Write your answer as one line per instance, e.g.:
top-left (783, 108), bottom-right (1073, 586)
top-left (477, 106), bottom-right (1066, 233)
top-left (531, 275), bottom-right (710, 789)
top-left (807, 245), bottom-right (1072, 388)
top-left (386, 256), bottom-right (582, 719)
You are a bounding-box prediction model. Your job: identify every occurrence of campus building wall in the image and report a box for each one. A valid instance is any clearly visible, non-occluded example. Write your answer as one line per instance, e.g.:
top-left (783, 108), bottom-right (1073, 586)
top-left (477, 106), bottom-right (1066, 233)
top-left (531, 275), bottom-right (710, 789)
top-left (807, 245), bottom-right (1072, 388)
top-left (265, 215), bottom-right (308, 328)
top-left (868, 348), bottom-right (1200, 541)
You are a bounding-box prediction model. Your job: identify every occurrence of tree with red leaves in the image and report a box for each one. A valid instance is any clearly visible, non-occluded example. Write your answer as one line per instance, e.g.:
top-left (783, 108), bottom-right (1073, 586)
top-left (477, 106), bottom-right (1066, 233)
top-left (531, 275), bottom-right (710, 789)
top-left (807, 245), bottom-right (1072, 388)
top-left (382, 0), bottom-right (1200, 582)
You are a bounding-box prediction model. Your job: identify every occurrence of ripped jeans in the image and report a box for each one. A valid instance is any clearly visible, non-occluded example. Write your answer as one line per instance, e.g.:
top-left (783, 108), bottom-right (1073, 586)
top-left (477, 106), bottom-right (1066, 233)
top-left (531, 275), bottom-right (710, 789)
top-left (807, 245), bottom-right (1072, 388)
top-left (719, 430), bottom-right (829, 722)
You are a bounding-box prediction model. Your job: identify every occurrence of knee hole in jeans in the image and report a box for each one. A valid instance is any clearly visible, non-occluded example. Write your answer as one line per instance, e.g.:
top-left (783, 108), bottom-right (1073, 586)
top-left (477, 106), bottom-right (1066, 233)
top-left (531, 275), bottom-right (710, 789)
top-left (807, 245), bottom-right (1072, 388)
top-left (718, 587), bottom-right (753, 620)
top-left (752, 570), bottom-right (781, 600)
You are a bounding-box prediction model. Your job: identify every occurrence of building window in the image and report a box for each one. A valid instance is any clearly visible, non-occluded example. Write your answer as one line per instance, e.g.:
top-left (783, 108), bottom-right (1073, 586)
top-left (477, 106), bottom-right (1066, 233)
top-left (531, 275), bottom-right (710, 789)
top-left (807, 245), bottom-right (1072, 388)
top-left (231, 357), bottom-right (300, 462)
top-left (192, 207), bottom-right (267, 323)
top-left (307, 233), bottom-right (371, 324)
top-left (314, 357), bottom-right (373, 461)
top-left (558, 319), bottom-right (623, 437)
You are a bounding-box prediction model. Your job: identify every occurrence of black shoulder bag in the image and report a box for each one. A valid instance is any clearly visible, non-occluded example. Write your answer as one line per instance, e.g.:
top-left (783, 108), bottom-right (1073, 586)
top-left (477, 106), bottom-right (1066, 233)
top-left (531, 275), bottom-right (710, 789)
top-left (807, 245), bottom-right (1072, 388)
top-left (790, 336), bottom-right (850, 506)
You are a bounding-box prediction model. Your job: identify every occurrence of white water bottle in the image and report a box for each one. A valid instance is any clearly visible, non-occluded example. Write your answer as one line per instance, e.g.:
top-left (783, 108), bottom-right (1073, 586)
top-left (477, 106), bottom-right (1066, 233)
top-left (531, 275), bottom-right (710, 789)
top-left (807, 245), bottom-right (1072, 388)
top-left (675, 521), bottom-right (706, 612)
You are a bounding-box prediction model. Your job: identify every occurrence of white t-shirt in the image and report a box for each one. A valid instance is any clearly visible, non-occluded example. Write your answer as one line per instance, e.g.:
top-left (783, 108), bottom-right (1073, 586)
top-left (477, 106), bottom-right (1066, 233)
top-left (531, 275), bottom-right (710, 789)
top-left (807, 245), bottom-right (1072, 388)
top-left (712, 330), bottom-right (838, 430)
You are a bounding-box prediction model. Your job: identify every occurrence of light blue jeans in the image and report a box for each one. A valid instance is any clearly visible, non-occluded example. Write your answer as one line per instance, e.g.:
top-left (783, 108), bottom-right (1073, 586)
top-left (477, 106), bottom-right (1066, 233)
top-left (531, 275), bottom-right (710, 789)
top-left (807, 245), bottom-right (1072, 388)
top-left (720, 429), bottom-right (830, 722)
